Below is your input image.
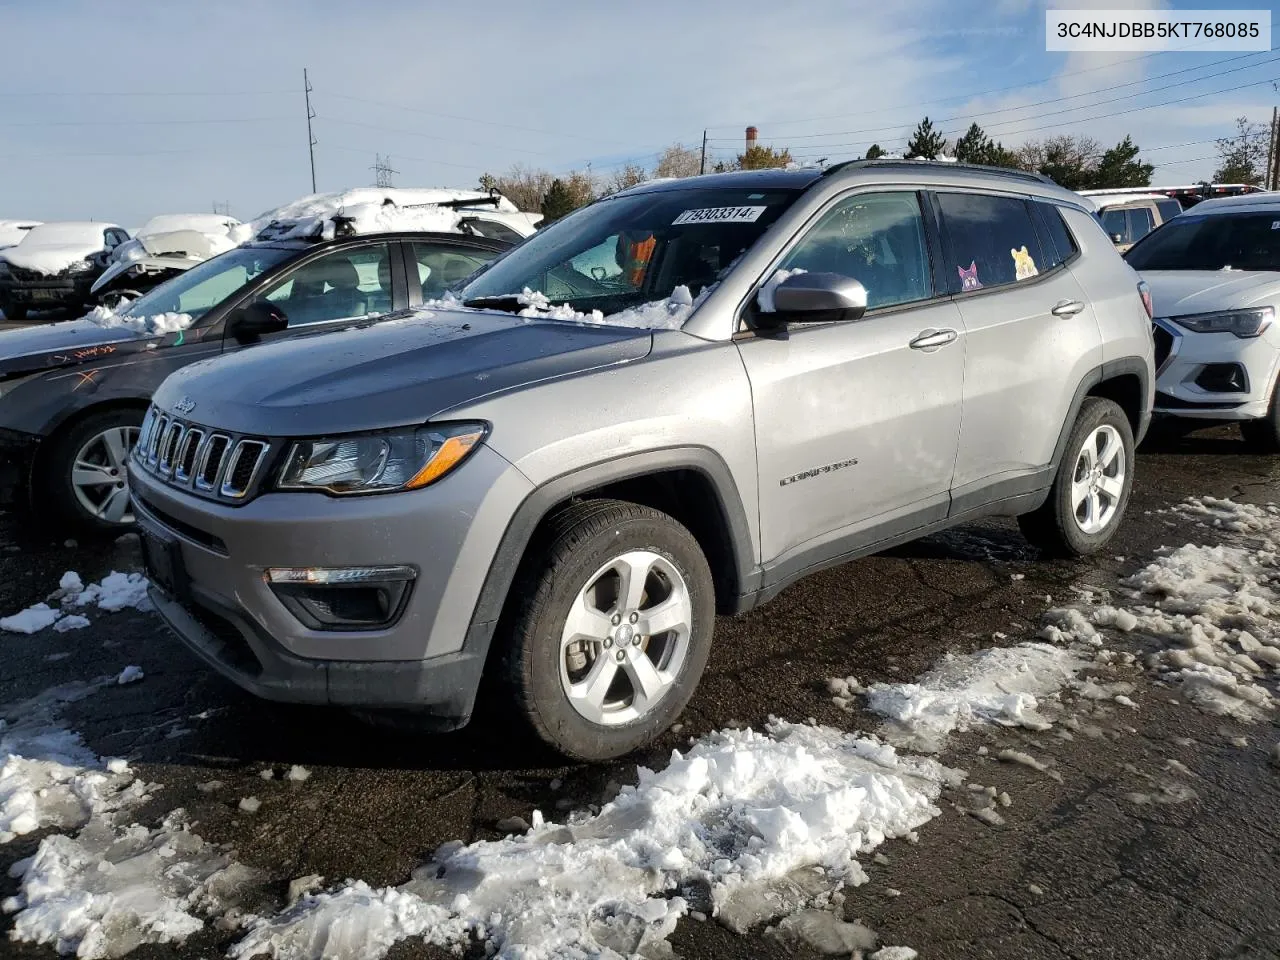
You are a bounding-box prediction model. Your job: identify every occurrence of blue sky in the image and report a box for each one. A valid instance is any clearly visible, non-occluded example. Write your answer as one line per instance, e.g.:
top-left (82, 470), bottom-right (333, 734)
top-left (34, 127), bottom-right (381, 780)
top-left (0, 0), bottom-right (1276, 225)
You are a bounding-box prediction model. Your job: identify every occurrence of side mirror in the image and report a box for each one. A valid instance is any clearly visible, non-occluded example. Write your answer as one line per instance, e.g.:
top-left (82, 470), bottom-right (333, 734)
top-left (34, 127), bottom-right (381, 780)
top-left (766, 272), bottom-right (868, 325)
top-left (226, 301), bottom-right (288, 344)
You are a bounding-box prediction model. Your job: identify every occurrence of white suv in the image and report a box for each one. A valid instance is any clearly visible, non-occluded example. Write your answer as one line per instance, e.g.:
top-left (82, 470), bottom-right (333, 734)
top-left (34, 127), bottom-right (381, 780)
top-left (1124, 193), bottom-right (1280, 447)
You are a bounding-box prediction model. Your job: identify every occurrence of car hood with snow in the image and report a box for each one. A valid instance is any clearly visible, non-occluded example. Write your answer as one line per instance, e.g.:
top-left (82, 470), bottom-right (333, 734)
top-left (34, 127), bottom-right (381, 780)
top-left (0, 222), bottom-right (118, 275)
top-left (1140, 270), bottom-right (1280, 318)
top-left (153, 308), bottom-right (653, 436)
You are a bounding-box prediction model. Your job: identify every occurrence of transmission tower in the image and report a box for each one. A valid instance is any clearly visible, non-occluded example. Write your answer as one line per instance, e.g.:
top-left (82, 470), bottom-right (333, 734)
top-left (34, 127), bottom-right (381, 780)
top-left (371, 154), bottom-right (398, 188)
top-left (212, 201), bottom-right (231, 216)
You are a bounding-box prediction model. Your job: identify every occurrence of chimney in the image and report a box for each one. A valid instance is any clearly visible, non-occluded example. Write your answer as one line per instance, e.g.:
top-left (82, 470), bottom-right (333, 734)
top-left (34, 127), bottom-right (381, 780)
top-left (746, 126), bottom-right (758, 151)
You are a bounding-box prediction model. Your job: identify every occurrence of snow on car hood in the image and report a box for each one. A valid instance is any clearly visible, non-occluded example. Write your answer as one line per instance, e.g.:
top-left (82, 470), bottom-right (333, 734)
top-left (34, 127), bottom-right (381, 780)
top-left (0, 220), bottom-right (41, 249)
top-left (82, 304), bottom-right (194, 336)
top-left (1140, 270), bottom-right (1280, 317)
top-left (0, 222), bottom-right (115, 275)
top-left (153, 309), bottom-right (653, 436)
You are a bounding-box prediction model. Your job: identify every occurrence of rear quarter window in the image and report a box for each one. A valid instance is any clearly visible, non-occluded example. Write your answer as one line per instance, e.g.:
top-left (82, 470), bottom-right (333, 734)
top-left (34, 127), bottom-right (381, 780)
top-left (1033, 202), bottom-right (1078, 268)
top-left (937, 192), bottom-right (1048, 292)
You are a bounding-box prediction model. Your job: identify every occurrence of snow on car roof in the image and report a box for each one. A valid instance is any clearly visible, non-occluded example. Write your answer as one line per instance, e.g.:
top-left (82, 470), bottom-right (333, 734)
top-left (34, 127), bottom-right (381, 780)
top-left (16, 221), bottom-right (120, 245)
top-left (135, 213), bottom-right (240, 237)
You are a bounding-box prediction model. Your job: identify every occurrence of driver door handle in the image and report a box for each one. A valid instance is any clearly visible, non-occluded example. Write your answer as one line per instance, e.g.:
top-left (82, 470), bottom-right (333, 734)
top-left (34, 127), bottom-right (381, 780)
top-left (909, 328), bottom-right (959, 350)
top-left (1051, 299), bottom-right (1085, 317)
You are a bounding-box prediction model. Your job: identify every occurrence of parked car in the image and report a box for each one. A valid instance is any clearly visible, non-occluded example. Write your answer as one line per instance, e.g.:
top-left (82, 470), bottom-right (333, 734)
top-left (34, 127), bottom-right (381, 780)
top-left (1079, 190), bottom-right (1182, 253)
top-left (92, 213), bottom-right (241, 306)
top-left (0, 227), bottom-right (511, 532)
top-left (0, 220), bottom-right (42, 253)
top-left (0, 221), bottom-right (129, 321)
top-left (1124, 192), bottom-right (1280, 447)
top-left (130, 161), bottom-right (1155, 760)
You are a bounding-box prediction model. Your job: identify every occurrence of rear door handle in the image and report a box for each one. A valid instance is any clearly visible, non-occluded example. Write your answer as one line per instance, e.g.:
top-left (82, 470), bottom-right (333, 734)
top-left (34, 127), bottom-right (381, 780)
top-left (1051, 299), bottom-right (1085, 317)
top-left (909, 328), bottom-right (959, 350)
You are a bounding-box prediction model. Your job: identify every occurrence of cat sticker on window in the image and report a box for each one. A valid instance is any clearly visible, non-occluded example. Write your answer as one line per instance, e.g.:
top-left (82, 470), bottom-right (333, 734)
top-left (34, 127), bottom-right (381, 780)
top-left (1011, 246), bottom-right (1038, 281)
top-left (958, 261), bottom-right (982, 291)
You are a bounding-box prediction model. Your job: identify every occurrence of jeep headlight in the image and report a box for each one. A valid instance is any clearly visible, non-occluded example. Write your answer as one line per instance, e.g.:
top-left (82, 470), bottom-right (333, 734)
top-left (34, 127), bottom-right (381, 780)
top-left (277, 422), bottom-right (486, 495)
top-left (1171, 307), bottom-right (1274, 339)
top-left (65, 259), bottom-right (95, 274)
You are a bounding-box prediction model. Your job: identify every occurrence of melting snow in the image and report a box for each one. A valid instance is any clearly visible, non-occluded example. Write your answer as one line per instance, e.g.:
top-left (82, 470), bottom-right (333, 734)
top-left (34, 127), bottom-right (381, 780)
top-left (83, 303), bottom-right (195, 336)
top-left (756, 267), bottom-right (807, 313)
top-left (514, 283), bottom-right (709, 330)
top-left (2, 570), bottom-right (152, 634)
top-left (229, 720), bottom-right (954, 960)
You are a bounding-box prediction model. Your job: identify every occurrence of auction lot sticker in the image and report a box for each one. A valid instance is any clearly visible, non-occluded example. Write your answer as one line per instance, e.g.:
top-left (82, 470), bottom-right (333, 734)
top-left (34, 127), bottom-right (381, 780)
top-left (1047, 9), bottom-right (1270, 51)
top-left (673, 206), bottom-right (767, 225)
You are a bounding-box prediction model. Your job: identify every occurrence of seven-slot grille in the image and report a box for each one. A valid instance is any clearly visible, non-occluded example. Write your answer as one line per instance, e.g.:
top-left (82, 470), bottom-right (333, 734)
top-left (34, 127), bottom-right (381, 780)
top-left (135, 405), bottom-right (270, 501)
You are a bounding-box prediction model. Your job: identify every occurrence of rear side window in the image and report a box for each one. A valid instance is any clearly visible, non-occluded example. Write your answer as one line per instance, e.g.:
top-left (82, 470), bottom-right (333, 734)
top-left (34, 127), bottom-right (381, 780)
top-left (461, 218), bottom-right (524, 243)
top-left (937, 192), bottom-right (1046, 292)
top-left (1101, 208), bottom-right (1128, 243)
top-left (1033, 202), bottom-right (1078, 268)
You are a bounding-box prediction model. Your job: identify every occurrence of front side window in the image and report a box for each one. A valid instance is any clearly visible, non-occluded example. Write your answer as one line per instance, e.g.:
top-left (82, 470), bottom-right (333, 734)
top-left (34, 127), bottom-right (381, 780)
top-left (255, 243), bottom-right (394, 326)
top-left (460, 218), bottom-right (524, 243)
top-left (1156, 198), bottom-right (1182, 222)
top-left (1124, 212), bottom-right (1280, 272)
top-left (117, 245), bottom-right (292, 321)
top-left (938, 192), bottom-right (1047, 290)
top-left (1128, 206), bottom-right (1157, 243)
top-left (773, 191), bottom-right (932, 311)
top-left (458, 186), bottom-right (802, 322)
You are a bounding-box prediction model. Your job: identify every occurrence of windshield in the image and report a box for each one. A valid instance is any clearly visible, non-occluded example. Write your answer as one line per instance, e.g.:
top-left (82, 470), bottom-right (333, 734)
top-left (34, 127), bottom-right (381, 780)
top-left (458, 186), bottom-right (802, 322)
top-left (119, 245), bottom-right (292, 321)
top-left (1125, 212), bottom-right (1280, 271)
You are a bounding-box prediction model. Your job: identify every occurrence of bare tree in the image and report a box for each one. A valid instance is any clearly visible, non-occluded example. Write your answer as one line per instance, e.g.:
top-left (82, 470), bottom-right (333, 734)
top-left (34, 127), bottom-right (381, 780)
top-left (608, 164), bottom-right (648, 195)
top-left (1214, 116), bottom-right (1270, 185)
top-left (653, 143), bottom-right (702, 179)
top-left (478, 164), bottom-right (555, 212)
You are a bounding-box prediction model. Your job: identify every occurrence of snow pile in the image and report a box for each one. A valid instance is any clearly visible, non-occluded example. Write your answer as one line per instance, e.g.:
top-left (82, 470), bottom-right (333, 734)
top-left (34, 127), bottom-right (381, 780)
top-left (110, 214), bottom-right (240, 266)
top-left (0, 681), bottom-right (145, 844)
top-left (1039, 496), bottom-right (1280, 722)
top-left (83, 303), bottom-right (194, 336)
top-left (0, 220), bottom-right (41, 250)
top-left (6, 813), bottom-right (259, 959)
top-left (0, 222), bottom-right (116, 276)
top-left (514, 283), bottom-right (708, 330)
top-left (847, 644), bottom-right (1090, 752)
top-left (230, 720), bottom-right (953, 960)
top-left (757, 268), bottom-right (807, 312)
top-left (2, 570), bottom-right (152, 634)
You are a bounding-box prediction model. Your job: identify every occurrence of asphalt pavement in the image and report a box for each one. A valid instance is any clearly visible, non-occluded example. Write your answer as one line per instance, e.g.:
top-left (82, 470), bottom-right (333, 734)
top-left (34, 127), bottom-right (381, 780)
top-left (0, 423), bottom-right (1278, 959)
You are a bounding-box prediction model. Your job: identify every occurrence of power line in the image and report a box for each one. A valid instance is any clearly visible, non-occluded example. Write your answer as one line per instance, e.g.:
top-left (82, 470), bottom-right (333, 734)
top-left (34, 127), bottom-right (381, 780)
top-left (0, 116), bottom-right (293, 128)
top-left (707, 52), bottom-right (1278, 146)
top-left (315, 115), bottom-right (554, 157)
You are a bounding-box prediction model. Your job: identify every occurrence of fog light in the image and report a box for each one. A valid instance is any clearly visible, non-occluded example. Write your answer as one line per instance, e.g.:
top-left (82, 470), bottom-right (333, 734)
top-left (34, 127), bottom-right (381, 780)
top-left (266, 566), bottom-right (415, 630)
top-left (1194, 363), bottom-right (1248, 393)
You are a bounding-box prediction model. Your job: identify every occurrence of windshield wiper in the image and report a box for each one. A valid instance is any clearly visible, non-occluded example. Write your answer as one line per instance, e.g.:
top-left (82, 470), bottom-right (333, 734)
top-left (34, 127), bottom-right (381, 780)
top-left (461, 295), bottom-right (528, 314)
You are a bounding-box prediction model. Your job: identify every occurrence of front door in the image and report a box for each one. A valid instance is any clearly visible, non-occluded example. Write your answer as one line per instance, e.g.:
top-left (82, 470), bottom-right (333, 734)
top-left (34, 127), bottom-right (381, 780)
top-left (737, 190), bottom-right (966, 567)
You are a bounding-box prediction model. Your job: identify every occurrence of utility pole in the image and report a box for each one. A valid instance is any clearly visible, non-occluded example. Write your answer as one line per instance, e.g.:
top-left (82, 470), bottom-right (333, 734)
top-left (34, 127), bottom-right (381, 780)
top-left (699, 129), bottom-right (707, 175)
top-left (371, 154), bottom-right (398, 188)
top-left (211, 201), bottom-right (231, 216)
top-left (304, 68), bottom-right (317, 193)
top-left (1269, 106), bottom-right (1279, 191)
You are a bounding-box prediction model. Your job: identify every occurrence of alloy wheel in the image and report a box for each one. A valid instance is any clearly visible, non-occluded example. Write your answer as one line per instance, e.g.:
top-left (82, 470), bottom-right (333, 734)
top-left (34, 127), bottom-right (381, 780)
top-left (1071, 424), bottom-right (1125, 535)
top-left (71, 426), bottom-right (139, 524)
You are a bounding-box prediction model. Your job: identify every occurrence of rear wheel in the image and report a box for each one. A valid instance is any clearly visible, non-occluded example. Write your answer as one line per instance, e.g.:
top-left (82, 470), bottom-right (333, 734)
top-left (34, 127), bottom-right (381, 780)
top-left (501, 499), bottom-right (715, 761)
top-left (1019, 397), bottom-right (1134, 557)
top-left (40, 408), bottom-right (144, 535)
top-left (1, 302), bottom-right (27, 323)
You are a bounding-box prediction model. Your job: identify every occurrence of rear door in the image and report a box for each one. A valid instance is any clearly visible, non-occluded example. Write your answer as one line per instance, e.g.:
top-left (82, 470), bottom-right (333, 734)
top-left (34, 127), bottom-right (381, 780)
top-left (737, 189), bottom-right (966, 566)
top-left (935, 191), bottom-right (1102, 511)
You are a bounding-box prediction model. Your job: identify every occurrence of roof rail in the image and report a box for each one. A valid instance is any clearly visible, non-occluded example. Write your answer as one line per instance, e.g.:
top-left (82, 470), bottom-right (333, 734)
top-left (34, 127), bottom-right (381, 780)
top-left (820, 158), bottom-right (1055, 186)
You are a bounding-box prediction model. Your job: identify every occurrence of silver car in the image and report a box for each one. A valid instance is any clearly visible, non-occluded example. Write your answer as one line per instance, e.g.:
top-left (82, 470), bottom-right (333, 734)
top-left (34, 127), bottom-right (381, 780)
top-left (130, 161), bottom-right (1155, 760)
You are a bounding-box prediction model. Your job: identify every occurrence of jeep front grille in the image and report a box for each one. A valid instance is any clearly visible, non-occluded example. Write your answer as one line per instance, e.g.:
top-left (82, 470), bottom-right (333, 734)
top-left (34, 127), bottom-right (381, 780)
top-left (133, 404), bottom-right (272, 504)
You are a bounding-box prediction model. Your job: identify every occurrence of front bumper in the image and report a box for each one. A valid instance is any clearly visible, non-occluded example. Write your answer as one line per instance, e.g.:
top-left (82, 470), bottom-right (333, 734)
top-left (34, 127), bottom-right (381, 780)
top-left (2, 275), bottom-right (96, 308)
top-left (129, 444), bottom-right (533, 719)
top-left (1152, 319), bottom-right (1280, 421)
top-left (0, 427), bottom-right (39, 507)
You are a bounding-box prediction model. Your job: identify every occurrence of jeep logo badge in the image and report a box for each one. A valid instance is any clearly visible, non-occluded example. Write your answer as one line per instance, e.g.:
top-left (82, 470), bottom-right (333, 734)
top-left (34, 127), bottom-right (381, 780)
top-left (173, 396), bottom-right (197, 415)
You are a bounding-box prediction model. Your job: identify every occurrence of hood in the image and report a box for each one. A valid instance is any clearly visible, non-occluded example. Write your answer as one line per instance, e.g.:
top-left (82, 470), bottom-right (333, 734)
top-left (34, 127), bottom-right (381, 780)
top-left (92, 251), bottom-right (194, 294)
top-left (0, 318), bottom-right (153, 376)
top-left (1139, 270), bottom-right (1280, 318)
top-left (0, 239), bottom-right (106, 275)
top-left (153, 309), bottom-right (653, 436)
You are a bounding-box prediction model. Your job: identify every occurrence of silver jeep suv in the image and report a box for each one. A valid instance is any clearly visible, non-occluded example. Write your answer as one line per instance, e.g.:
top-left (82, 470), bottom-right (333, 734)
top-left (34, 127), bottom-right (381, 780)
top-left (130, 161), bottom-right (1155, 760)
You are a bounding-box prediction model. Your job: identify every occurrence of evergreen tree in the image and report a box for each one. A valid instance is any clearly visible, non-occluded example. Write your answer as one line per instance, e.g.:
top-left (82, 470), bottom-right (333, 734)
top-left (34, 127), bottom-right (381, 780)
top-left (1089, 136), bottom-right (1154, 188)
top-left (540, 179), bottom-right (576, 223)
top-left (864, 143), bottom-right (886, 160)
top-left (906, 117), bottom-right (947, 160)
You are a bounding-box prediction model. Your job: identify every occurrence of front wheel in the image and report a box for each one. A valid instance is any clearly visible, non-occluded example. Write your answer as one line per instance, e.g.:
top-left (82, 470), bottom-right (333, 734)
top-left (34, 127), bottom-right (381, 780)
top-left (40, 408), bottom-right (144, 535)
top-left (1019, 397), bottom-right (1135, 557)
top-left (501, 499), bottom-right (715, 761)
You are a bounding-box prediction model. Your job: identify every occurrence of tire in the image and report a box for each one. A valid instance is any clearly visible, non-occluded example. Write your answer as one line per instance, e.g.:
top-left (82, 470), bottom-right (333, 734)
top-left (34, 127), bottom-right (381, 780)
top-left (501, 499), bottom-right (715, 761)
top-left (39, 408), bottom-right (145, 536)
top-left (2, 302), bottom-right (27, 323)
top-left (1240, 386), bottom-right (1280, 452)
top-left (1018, 397), bottom-right (1135, 558)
